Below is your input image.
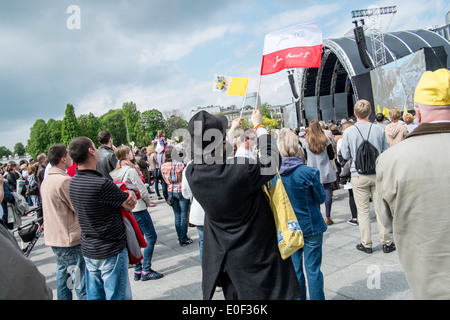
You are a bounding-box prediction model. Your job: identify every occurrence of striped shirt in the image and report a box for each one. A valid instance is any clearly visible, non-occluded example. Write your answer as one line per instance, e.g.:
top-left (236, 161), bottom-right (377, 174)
top-left (161, 160), bottom-right (185, 193)
top-left (69, 169), bottom-right (128, 259)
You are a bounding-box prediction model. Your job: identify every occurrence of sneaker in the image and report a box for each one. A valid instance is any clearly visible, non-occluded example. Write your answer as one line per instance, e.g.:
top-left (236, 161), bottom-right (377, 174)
top-left (356, 243), bottom-right (373, 254)
top-left (179, 238), bottom-right (193, 246)
top-left (325, 218), bottom-right (334, 225)
top-left (347, 218), bottom-right (358, 226)
top-left (157, 196), bottom-right (163, 200)
top-left (134, 272), bottom-right (141, 281)
top-left (383, 242), bottom-right (396, 253)
top-left (141, 269), bottom-right (164, 281)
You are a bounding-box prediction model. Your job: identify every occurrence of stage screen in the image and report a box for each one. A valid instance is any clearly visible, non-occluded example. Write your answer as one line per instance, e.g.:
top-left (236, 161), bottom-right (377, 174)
top-left (334, 93), bottom-right (349, 120)
top-left (319, 95), bottom-right (333, 122)
top-left (304, 96), bottom-right (319, 123)
top-left (283, 103), bottom-right (297, 129)
top-left (370, 49), bottom-right (426, 112)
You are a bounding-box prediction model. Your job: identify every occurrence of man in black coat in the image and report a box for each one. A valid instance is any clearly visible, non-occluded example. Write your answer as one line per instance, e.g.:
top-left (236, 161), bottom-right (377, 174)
top-left (185, 109), bottom-right (301, 300)
top-left (96, 130), bottom-right (117, 180)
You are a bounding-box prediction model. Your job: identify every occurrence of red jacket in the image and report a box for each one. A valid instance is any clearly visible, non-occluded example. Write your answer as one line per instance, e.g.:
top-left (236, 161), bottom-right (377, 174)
top-left (115, 182), bottom-right (147, 264)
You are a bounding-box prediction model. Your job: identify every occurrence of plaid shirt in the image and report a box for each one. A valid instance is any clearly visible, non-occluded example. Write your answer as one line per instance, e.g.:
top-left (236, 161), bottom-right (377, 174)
top-left (161, 161), bottom-right (185, 193)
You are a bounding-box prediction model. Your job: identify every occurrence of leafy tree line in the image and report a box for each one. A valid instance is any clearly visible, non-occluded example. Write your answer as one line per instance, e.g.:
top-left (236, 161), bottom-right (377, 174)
top-left (0, 144), bottom-right (25, 158)
top-left (23, 102), bottom-right (188, 159)
top-left (2, 101), bottom-right (280, 160)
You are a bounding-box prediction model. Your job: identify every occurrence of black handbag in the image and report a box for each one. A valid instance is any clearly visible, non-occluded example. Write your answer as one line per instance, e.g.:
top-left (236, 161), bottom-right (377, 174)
top-left (166, 190), bottom-right (174, 206)
top-left (18, 222), bottom-right (39, 243)
top-left (153, 168), bottom-right (162, 179)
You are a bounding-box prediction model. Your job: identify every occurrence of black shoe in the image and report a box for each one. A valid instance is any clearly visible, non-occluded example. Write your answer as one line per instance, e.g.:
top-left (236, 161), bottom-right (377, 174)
top-left (179, 238), bottom-right (193, 246)
top-left (383, 242), bottom-right (396, 253)
top-left (141, 269), bottom-right (164, 281)
top-left (347, 218), bottom-right (358, 226)
top-left (134, 272), bottom-right (141, 281)
top-left (356, 243), bottom-right (372, 253)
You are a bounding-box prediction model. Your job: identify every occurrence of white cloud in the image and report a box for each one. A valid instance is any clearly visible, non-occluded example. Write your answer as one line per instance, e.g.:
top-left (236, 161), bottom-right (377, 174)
top-left (1, 0), bottom-right (447, 152)
top-left (138, 24), bottom-right (242, 65)
top-left (257, 4), bottom-right (342, 36)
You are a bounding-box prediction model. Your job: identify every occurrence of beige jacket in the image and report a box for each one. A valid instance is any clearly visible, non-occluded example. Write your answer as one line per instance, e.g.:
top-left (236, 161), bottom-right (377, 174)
top-left (376, 123), bottom-right (450, 299)
top-left (384, 122), bottom-right (408, 147)
top-left (41, 167), bottom-right (81, 247)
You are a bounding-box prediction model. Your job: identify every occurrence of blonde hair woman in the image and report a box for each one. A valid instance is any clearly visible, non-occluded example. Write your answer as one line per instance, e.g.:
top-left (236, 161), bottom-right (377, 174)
top-left (303, 120), bottom-right (337, 225)
top-left (109, 145), bottom-right (164, 281)
top-left (274, 129), bottom-right (326, 300)
top-left (402, 113), bottom-right (418, 133)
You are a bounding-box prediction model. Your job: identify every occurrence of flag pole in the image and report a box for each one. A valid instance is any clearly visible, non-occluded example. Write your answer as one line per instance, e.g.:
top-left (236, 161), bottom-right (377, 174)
top-left (255, 74), bottom-right (262, 110)
top-left (239, 75), bottom-right (250, 118)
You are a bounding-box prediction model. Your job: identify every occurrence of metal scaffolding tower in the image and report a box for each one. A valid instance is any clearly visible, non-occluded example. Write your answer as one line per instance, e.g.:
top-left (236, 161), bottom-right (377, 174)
top-left (351, 5), bottom-right (397, 68)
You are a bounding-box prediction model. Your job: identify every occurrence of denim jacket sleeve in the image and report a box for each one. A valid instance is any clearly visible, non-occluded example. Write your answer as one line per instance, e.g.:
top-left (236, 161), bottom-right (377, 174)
top-left (3, 183), bottom-right (15, 204)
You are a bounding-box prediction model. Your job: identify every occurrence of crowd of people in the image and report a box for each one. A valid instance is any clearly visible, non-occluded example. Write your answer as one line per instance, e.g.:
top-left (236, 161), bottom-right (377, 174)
top-left (0, 68), bottom-right (449, 300)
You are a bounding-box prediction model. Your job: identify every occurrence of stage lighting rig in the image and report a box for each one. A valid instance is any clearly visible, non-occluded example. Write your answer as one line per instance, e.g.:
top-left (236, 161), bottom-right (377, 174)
top-left (351, 5), bottom-right (397, 68)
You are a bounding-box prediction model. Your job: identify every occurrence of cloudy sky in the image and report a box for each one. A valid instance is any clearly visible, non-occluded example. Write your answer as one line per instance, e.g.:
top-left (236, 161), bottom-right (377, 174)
top-left (0, 0), bottom-right (447, 152)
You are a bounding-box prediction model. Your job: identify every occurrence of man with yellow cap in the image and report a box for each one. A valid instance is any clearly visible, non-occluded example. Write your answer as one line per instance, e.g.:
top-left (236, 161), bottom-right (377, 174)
top-left (375, 68), bottom-right (450, 299)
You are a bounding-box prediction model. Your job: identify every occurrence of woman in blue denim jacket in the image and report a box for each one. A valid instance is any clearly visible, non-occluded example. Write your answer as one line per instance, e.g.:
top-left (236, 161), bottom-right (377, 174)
top-left (272, 129), bottom-right (327, 300)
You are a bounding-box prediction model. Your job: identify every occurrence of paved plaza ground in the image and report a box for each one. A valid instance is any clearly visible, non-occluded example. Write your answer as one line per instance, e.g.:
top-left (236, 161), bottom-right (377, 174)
top-left (23, 188), bottom-right (412, 301)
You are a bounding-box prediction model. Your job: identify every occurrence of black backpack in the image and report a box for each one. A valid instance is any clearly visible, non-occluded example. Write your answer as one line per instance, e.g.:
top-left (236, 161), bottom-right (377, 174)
top-left (353, 123), bottom-right (379, 175)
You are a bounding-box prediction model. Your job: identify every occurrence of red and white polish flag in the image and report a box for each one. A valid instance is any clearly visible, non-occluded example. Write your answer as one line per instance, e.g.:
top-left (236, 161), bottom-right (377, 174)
top-left (260, 22), bottom-right (322, 76)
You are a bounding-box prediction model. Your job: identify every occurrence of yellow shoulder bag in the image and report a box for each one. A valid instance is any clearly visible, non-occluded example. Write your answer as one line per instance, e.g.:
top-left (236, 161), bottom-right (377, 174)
top-left (265, 170), bottom-right (304, 259)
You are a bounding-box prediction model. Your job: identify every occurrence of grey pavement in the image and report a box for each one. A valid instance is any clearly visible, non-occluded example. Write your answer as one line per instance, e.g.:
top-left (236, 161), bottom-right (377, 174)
top-left (22, 188), bottom-right (412, 300)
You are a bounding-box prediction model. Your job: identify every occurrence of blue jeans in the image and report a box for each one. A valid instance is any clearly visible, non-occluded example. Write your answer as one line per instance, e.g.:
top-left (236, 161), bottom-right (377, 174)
top-left (197, 226), bottom-right (204, 265)
top-left (51, 245), bottom-right (86, 300)
top-left (290, 233), bottom-right (325, 300)
top-left (323, 183), bottom-right (333, 218)
top-left (132, 209), bottom-right (157, 273)
top-left (84, 247), bottom-right (132, 300)
top-left (171, 192), bottom-right (190, 242)
top-left (152, 171), bottom-right (161, 197)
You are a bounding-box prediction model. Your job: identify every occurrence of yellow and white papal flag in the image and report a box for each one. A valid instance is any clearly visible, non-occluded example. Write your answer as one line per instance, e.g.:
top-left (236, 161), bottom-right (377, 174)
top-left (213, 75), bottom-right (249, 96)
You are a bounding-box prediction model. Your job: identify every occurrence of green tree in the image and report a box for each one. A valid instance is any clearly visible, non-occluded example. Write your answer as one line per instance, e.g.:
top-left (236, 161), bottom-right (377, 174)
top-left (13, 142), bottom-right (26, 156)
top-left (47, 118), bottom-right (63, 146)
top-left (138, 109), bottom-right (165, 144)
top-left (86, 113), bottom-right (101, 147)
top-left (0, 146), bottom-right (12, 158)
top-left (133, 120), bottom-right (150, 147)
top-left (77, 114), bottom-right (89, 136)
top-left (164, 115), bottom-right (188, 140)
top-left (122, 101), bottom-right (140, 143)
top-left (259, 102), bottom-right (272, 119)
top-left (99, 109), bottom-right (127, 146)
top-left (78, 113), bottom-right (101, 147)
top-left (61, 104), bottom-right (82, 146)
top-left (26, 119), bottom-right (49, 159)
